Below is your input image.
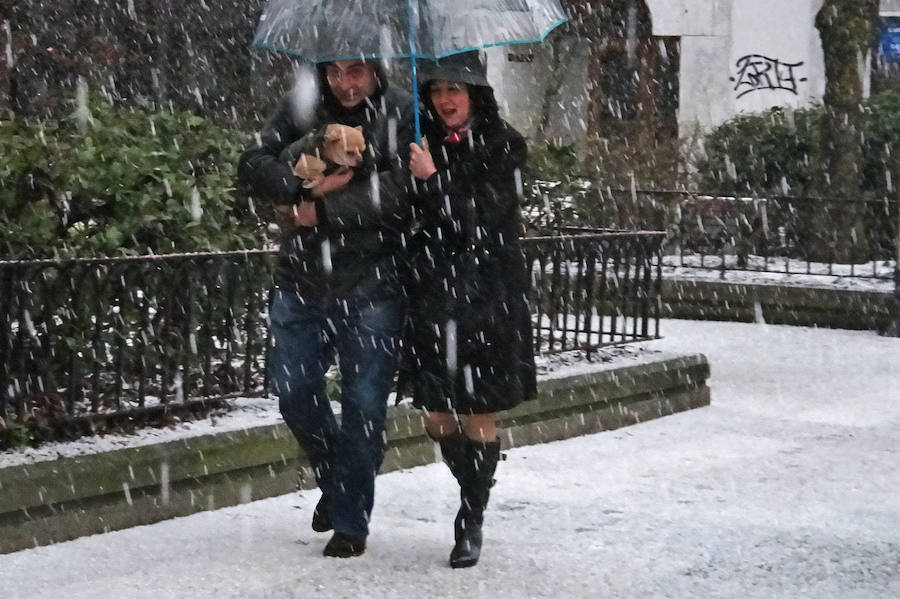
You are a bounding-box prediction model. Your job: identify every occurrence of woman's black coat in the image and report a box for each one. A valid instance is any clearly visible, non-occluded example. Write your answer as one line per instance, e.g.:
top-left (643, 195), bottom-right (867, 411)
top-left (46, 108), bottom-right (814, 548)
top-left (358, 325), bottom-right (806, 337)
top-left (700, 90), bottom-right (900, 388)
top-left (399, 107), bottom-right (537, 414)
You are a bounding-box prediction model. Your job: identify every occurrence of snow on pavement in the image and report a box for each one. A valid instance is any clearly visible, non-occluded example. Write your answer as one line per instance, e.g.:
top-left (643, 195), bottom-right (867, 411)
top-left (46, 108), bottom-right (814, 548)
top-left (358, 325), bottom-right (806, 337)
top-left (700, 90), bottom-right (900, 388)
top-left (2, 319), bottom-right (898, 598)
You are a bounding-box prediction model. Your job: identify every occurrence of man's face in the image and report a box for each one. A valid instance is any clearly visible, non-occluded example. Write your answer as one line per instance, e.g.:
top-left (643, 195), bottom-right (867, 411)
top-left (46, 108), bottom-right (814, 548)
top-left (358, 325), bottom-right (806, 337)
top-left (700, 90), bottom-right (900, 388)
top-left (325, 60), bottom-right (378, 109)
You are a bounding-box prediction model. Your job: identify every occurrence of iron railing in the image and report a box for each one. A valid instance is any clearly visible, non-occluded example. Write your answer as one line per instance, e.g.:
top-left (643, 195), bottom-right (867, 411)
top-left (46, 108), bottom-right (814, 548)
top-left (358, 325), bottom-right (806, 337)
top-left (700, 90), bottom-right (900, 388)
top-left (523, 231), bottom-right (664, 355)
top-left (581, 188), bottom-right (898, 281)
top-left (0, 250), bottom-right (273, 441)
top-left (1, 230), bottom-right (665, 443)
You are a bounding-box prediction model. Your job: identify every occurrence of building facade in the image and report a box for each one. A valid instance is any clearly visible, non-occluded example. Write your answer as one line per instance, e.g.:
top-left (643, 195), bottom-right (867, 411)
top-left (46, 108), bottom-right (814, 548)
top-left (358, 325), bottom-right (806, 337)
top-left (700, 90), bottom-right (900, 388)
top-left (487, 0), bottom-right (878, 142)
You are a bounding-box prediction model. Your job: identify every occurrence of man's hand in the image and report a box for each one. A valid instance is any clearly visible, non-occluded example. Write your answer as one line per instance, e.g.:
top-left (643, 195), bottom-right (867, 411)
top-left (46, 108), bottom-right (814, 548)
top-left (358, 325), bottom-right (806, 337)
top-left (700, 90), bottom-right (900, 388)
top-left (409, 139), bottom-right (437, 180)
top-left (273, 201), bottom-right (319, 228)
top-left (290, 201), bottom-right (318, 227)
top-left (310, 166), bottom-right (354, 198)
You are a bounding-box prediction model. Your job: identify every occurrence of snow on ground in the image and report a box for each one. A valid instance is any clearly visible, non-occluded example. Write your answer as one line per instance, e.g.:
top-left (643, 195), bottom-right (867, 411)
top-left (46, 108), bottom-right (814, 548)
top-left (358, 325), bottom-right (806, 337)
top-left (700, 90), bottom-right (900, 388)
top-left (0, 345), bottom-right (657, 469)
top-left (2, 319), bottom-right (899, 598)
top-left (0, 396), bottom-right (284, 469)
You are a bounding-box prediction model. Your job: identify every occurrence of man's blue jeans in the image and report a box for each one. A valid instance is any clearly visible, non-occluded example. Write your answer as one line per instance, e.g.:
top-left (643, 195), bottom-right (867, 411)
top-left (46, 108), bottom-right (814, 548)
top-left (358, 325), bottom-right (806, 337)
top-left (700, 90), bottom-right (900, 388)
top-left (268, 289), bottom-right (405, 539)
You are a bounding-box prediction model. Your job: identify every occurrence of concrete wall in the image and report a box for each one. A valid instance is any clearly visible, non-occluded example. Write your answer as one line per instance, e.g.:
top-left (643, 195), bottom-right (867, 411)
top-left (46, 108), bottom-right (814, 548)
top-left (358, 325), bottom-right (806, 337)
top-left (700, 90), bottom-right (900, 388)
top-left (0, 352), bottom-right (710, 555)
top-left (485, 40), bottom-right (590, 143)
top-left (654, 0), bottom-right (829, 134)
top-left (489, 0), bottom-right (833, 141)
top-left (661, 279), bottom-right (895, 331)
top-left (729, 0), bottom-right (826, 115)
top-left (652, 0), bottom-right (733, 134)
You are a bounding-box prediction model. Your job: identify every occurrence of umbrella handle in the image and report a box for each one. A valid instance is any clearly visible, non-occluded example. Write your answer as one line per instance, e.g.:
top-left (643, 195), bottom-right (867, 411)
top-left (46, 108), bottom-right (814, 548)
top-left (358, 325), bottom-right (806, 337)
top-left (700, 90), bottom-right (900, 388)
top-left (412, 61), bottom-right (422, 145)
top-left (408, 0), bottom-right (422, 145)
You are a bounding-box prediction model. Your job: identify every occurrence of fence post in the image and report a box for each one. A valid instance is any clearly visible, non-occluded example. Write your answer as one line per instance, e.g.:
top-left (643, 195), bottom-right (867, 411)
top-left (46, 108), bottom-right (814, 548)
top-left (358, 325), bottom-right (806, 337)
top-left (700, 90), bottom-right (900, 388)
top-left (885, 202), bottom-right (900, 337)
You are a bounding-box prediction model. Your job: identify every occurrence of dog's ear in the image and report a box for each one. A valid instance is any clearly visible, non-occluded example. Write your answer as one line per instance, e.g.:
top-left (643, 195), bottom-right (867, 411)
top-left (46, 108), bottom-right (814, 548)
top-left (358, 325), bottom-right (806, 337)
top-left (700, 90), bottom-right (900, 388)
top-left (324, 124), bottom-right (342, 142)
top-left (351, 126), bottom-right (365, 149)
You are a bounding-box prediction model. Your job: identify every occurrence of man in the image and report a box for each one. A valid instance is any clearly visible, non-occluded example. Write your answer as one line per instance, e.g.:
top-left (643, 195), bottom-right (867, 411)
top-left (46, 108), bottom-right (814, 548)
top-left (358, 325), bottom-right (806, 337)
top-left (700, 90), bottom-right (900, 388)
top-left (238, 59), bottom-right (415, 558)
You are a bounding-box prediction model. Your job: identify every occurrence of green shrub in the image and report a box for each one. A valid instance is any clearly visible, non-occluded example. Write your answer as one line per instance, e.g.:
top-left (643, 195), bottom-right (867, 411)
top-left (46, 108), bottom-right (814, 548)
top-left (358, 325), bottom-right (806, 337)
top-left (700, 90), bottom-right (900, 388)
top-left (0, 96), bottom-right (260, 258)
top-left (860, 87), bottom-right (900, 197)
top-left (692, 89), bottom-right (900, 261)
top-left (695, 105), bottom-right (825, 197)
top-left (523, 143), bottom-right (587, 231)
top-left (524, 142), bottom-right (644, 231)
top-left (696, 87), bottom-right (900, 199)
top-left (0, 413), bottom-right (32, 450)
top-left (525, 140), bottom-right (686, 231)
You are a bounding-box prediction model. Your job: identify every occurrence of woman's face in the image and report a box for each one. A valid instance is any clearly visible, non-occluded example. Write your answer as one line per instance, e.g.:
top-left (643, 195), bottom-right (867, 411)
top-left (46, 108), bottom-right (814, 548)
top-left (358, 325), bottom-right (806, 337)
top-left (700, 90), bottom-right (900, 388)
top-left (429, 81), bottom-right (471, 130)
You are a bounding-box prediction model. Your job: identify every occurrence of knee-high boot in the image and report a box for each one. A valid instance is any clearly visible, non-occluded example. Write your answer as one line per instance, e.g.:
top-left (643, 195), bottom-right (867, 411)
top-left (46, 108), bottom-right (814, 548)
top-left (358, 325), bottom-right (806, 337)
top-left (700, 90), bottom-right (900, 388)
top-left (438, 433), bottom-right (500, 568)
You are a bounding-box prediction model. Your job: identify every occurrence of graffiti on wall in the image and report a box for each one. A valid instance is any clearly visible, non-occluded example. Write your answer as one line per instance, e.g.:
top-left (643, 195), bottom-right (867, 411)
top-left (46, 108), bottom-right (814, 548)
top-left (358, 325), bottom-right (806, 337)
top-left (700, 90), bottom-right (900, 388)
top-left (730, 54), bottom-right (808, 99)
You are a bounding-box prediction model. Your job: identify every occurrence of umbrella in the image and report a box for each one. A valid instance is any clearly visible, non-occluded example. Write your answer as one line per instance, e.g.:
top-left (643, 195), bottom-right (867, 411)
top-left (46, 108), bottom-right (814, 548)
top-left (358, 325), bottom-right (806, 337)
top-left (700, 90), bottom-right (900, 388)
top-left (251, 0), bottom-right (567, 141)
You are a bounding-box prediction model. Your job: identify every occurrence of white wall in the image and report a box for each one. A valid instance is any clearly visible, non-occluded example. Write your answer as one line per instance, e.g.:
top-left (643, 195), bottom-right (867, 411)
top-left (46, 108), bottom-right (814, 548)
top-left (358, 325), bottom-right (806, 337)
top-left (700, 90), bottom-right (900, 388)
top-left (657, 0), bottom-right (733, 135)
top-left (485, 45), bottom-right (546, 139)
top-left (488, 0), bottom-right (834, 141)
top-left (729, 0), bottom-right (825, 115)
top-left (646, 0), bottom-right (731, 37)
top-left (678, 35), bottom-right (733, 134)
top-left (670, 0), bottom-right (826, 134)
top-left (485, 41), bottom-right (589, 143)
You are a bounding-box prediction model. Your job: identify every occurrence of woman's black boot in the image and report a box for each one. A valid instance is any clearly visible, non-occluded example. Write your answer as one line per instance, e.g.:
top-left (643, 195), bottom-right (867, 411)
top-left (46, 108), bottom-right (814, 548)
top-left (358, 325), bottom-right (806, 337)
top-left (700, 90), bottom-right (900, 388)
top-left (439, 435), bottom-right (500, 568)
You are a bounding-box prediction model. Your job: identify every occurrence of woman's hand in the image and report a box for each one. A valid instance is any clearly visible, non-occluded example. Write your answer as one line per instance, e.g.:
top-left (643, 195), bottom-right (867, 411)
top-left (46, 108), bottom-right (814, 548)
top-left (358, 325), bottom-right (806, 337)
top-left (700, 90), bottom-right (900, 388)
top-left (409, 139), bottom-right (437, 180)
top-left (310, 166), bottom-right (354, 198)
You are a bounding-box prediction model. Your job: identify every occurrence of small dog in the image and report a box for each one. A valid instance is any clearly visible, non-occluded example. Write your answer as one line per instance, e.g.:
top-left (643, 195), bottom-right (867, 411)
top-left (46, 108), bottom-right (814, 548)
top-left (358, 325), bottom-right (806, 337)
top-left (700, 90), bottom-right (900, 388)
top-left (292, 123), bottom-right (366, 188)
top-left (272, 124), bottom-right (367, 229)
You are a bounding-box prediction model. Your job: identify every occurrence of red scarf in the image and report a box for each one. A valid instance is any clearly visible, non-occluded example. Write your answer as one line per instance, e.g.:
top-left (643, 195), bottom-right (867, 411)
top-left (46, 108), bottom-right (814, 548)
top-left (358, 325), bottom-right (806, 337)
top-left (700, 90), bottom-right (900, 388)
top-left (443, 117), bottom-right (474, 144)
top-left (444, 128), bottom-right (468, 144)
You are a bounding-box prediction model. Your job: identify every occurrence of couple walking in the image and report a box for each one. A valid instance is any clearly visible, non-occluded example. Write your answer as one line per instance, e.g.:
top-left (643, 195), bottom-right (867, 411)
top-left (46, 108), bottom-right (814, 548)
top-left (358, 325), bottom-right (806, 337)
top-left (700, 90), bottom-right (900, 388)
top-left (238, 51), bottom-right (536, 568)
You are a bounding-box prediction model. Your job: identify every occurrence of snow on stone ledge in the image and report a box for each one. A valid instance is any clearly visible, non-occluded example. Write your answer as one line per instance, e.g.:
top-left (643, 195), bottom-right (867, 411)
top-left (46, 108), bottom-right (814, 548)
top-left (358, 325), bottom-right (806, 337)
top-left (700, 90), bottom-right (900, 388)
top-left (0, 345), bottom-right (675, 470)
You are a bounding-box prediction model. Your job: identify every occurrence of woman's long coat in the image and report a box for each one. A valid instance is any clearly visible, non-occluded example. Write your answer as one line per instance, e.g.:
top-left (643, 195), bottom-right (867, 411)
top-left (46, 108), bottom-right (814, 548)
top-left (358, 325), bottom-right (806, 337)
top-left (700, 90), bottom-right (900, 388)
top-left (399, 115), bottom-right (537, 414)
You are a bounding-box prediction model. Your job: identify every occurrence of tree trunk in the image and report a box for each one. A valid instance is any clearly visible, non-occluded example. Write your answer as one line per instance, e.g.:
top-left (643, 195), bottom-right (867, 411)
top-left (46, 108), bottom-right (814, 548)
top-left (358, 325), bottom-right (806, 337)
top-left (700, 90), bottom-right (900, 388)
top-left (569, 0), bottom-right (653, 145)
top-left (563, 0), bottom-right (685, 227)
top-left (0, 4), bottom-right (9, 117)
top-left (536, 32), bottom-right (576, 143)
top-left (814, 0), bottom-right (880, 262)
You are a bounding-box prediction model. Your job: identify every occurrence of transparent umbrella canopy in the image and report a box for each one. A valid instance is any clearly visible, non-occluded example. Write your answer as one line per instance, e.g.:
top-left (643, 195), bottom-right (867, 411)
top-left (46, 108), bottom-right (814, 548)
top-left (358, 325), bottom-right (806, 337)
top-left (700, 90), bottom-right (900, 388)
top-left (251, 0), bottom-right (567, 139)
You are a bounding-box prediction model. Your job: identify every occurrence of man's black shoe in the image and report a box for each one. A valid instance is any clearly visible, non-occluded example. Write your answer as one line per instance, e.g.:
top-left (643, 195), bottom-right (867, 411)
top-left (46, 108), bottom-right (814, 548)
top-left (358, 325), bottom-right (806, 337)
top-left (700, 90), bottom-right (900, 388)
top-left (311, 494), bottom-right (332, 533)
top-left (323, 532), bottom-right (366, 558)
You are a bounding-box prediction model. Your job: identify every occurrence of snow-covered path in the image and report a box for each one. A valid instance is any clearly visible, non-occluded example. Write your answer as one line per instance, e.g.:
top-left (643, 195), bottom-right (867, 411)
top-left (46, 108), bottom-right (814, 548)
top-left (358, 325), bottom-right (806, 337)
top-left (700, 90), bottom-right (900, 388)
top-left (2, 320), bottom-right (899, 598)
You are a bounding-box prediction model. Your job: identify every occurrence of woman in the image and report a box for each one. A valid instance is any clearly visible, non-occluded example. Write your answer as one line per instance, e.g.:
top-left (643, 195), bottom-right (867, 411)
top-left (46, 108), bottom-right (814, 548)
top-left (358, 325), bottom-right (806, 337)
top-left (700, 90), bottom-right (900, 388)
top-left (403, 51), bottom-right (537, 568)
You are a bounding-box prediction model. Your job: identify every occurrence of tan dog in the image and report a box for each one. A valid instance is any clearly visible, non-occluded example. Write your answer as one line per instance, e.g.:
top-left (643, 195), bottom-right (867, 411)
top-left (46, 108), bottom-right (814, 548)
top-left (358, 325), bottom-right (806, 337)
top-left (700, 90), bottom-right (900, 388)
top-left (292, 124), bottom-right (366, 188)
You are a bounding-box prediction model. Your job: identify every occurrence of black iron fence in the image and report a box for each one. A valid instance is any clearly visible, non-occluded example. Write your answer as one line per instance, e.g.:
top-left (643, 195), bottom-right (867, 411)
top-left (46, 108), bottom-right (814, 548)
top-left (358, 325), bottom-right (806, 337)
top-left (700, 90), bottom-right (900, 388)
top-left (1, 231), bottom-right (664, 445)
top-left (0, 250), bottom-right (274, 443)
top-left (523, 231), bottom-right (663, 355)
top-left (584, 188), bottom-right (898, 281)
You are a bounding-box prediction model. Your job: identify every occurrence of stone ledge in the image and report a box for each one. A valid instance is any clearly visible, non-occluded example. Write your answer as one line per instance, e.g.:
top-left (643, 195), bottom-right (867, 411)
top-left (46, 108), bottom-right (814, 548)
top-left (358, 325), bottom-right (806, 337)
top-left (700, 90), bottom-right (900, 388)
top-left (0, 351), bottom-right (709, 555)
top-left (662, 278), bottom-right (894, 330)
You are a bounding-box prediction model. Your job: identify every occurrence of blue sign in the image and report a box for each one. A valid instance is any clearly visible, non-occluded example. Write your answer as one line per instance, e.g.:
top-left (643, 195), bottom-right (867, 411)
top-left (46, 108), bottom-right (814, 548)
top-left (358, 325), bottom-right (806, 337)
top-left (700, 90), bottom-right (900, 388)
top-left (882, 18), bottom-right (900, 63)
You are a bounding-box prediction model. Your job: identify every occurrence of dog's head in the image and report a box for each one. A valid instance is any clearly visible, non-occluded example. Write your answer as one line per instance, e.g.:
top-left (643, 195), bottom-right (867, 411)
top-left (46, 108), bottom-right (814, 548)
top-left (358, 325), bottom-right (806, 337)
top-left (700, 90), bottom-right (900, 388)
top-left (322, 124), bottom-right (366, 167)
top-left (292, 153), bottom-right (327, 188)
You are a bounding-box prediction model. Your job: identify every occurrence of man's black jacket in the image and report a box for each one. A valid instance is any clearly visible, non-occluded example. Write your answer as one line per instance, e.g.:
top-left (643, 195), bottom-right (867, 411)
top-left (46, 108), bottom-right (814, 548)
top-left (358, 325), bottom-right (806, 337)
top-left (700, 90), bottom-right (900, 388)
top-left (238, 70), bottom-right (416, 302)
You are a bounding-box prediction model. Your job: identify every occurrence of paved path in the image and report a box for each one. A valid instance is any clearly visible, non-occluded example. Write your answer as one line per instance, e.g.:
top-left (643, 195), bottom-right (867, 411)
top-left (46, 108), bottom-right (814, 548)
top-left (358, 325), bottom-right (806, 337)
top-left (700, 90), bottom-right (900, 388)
top-left (2, 320), bottom-right (899, 598)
